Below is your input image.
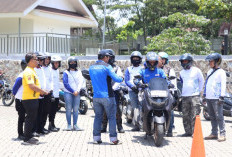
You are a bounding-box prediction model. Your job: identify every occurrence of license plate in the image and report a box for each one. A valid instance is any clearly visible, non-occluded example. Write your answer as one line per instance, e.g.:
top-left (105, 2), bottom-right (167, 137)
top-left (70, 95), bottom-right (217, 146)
top-left (150, 90), bottom-right (167, 97)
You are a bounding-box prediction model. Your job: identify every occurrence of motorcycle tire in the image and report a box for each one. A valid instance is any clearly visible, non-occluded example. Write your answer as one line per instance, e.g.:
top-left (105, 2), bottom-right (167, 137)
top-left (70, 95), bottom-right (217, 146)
top-left (79, 100), bottom-right (88, 115)
top-left (126, 118), bottom-right (132, 124)
top-left (203, 108), bottom-right (210, 121)
top-left (153, 124), bottom-right (165, 147)
top-left (2, 93), bottom-right (14, 106)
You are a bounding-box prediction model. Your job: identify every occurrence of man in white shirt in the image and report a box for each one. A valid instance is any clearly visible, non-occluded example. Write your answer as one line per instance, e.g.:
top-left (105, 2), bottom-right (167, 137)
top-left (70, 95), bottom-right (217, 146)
top-left (41, 52), bottom-right (53, 133)
top-left (204, 53), bottom-right (226, 142)
top-left (179, 53), bottom-right (204, 137)
top-left (48, 55), bottom-right (62, 132)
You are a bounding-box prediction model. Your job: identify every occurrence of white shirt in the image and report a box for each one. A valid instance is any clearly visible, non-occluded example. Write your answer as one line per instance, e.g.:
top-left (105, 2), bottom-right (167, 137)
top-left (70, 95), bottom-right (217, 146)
top-left (205, 68), bottom-right (227, 99)
top-left (34, 67), bottom-right (46, 99)
top-left (180, 67), bottom-right (204, 97)
top-left (51, 69), bottom-right (60, 98)
top-left (63, 70), bottom-right (85, 94)
top-left (42, 66), bottom-right (53, 91)
top-left (112, 66), bottom-right (123, 91)
top-left (15, 72), bottom-right (23, 100)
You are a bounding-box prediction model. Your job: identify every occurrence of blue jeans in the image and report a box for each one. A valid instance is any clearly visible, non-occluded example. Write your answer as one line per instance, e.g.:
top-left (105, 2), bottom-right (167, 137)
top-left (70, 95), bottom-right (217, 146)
top-left (129, 91), bottom-right (141, 127)
top-left (168, 110), bottom-right (174, 133)
top-left (93, 97), bottom-right (117, 142)
top-left (206, 99), bottom-right (225, 136)
top-left (64, 92), bottom-right (80, 126)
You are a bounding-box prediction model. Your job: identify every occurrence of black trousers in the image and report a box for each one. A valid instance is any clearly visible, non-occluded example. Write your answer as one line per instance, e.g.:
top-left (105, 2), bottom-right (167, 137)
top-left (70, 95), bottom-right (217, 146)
top-left (102, 91), bottom-right (123, 130)
top-left (22, 99), bottom-right (39, 141)
top-left (41, 93), bottom-right (52, 129)
top-left (15, 99), bottom-right (26, 136)
top-left (49, 98), bottom-right (59, 124)
top-left (34, 98), bottom-right (45, 133)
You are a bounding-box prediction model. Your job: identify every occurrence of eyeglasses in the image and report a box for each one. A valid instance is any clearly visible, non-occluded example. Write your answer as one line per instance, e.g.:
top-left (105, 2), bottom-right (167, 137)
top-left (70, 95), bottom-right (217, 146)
top-left (32, 58), bottom-right (38, 61)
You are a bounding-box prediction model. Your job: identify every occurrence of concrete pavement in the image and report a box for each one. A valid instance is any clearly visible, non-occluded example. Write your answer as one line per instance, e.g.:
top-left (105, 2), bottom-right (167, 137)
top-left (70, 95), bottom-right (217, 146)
top-left (0, 103), bottom-right (232, 157)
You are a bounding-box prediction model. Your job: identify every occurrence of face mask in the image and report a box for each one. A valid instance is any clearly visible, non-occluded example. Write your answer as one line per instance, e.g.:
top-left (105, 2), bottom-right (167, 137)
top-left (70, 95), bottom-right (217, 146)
top-left (131, 59), bottom-right (141, 67)
top-left (69, 63), bottom-right (77, 69)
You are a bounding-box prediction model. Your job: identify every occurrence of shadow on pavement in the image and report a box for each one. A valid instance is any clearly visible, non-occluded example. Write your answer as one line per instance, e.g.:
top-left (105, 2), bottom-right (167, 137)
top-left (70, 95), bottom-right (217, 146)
top-left (87, 141), bottom-right (111, 145)
top-left (132, 135), bottom-right (170, 147)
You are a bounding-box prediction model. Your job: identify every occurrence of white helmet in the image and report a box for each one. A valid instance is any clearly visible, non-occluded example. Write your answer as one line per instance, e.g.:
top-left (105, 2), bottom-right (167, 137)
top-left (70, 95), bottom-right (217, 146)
top-left (51, 55), bottom-right (62, 62)
top-left (51, 55), bottom-right (62, 69)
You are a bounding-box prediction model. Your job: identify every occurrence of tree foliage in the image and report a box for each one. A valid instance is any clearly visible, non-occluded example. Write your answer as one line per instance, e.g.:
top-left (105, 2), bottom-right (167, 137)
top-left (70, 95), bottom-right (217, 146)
top-left (146, 13), bottom-right (211, 55)
top-left (116, 21), bottom-right (143, 53)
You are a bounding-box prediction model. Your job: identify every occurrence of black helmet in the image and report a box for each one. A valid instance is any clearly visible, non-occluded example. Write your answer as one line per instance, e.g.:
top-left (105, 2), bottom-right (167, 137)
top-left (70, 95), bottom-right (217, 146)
top-left (179, 53), bottom-right (193, 69)
top-left (107, 49), bottom-right (116, 65)
top-left (145, 52), bottom-right (159, 70)
top-left (98, 49), bottom-right (111, 60)
top-left (67, 56), bottom-right (78, 70)
top-left (130, 51), bottom-right (142, 66)
top-left (21, 59), bottom-right (27, 71)
top-left (205, 52), bottom-right (222, 68)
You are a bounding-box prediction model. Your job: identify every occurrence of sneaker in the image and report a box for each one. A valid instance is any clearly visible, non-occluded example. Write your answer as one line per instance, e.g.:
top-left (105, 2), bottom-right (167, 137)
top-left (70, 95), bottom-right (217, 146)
top-left (73, 125), bottom-right (82, 131)
top-left (93, 140), bottom-right (102, 144)
top-left (66, 125), bottom-right (72, 131)
top-left (217, 136), bottom-right (226, 142)
top-left (32, 132), bottom-right (40, 137)
top-left (22, 138), bottom-right (39, 145)
top-left (204, 134), bottom-right (218, 140)
top-left (166, 132), bottom-right (173, 137)
top-left (30, 137), bottom-right (39, 142)
top-left (17, 135), bottom-right (25, 141)
top-left (118, 128), bottom-right (125, 133)
top-left (110, 140), bottom-right (122, 145)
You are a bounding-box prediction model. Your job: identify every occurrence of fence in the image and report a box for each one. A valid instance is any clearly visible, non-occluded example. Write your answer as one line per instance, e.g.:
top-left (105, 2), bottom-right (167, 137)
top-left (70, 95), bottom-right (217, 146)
top-left (0, 33), bottom-right (104, 55)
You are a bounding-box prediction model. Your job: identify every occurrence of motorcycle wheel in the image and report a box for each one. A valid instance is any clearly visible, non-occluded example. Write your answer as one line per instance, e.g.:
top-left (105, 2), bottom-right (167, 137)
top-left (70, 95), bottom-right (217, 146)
top-left (2, 93), bottom-right (14, 106)
top-left (126, 118), bottom-right (132, 124)
top-left (153, 124), bottom-right (164, 147)
top-left (79, 100), bottom-right (88, 115)
top-left (203, 108), bottom-right (210, 121)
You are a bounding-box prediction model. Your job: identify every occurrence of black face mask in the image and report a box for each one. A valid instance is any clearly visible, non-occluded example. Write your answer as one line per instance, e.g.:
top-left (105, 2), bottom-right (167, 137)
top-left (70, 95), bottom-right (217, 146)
top-left (69, 63), bottom-right (77, 69)
top-left (131, 59), bottom-right (141, 67)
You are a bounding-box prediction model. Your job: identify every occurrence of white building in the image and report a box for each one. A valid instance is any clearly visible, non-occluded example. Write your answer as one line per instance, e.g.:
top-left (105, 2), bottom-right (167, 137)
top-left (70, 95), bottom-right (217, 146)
top-left (0, 0), bottom-right (98, 55)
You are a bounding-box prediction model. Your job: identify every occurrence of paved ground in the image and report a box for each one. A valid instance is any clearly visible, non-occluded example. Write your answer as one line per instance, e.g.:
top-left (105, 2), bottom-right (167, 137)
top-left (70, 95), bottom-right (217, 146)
top-left (1, 102), bottom-right (232, 157)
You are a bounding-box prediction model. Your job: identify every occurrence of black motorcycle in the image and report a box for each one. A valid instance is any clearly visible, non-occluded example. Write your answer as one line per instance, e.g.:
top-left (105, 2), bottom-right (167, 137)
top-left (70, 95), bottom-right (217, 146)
top-left (138, 77), bottom-right (172, 147)
top-left (0, 74), bottom-right (14, 106)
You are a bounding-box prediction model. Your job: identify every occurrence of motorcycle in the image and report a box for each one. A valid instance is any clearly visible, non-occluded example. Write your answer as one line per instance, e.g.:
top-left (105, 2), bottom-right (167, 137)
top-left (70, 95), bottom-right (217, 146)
top-left (0, 74), bottom-right (14, 106)
top-left (115, 84), bottom-right (132, 124)
top-left (137, 77), bottom-right (172, 147)
top-left (57, 88), bottom-right (89, 114)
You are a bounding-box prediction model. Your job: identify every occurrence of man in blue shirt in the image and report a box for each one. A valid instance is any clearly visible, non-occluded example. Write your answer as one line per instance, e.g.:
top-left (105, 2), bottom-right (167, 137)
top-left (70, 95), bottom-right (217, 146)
top-left (89, 49), bottom-right (123, 145)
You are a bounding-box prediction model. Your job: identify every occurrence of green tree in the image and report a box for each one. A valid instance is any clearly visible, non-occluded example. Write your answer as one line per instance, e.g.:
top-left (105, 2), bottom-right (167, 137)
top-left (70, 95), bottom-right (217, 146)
top-left (116, 21), bottom-right (143, 53)
top-left (146, 13), bottom-right (211, 55)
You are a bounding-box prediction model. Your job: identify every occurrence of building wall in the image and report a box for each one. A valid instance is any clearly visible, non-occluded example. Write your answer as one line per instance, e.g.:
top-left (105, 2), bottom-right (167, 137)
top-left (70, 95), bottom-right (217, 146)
top-left (32, 16), bottom-right (71, 34)
top-left (0, 18), bottom-right (33, 34)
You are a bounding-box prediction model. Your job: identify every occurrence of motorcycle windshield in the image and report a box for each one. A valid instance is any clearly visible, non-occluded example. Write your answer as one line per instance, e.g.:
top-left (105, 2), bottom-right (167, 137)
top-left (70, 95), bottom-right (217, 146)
top-left (148, 77), bottom-right (168, 91)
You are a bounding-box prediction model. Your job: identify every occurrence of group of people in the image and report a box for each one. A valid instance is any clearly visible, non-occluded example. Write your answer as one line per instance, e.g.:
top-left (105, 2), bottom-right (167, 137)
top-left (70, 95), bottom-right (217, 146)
top-left (12, 49), bottom-right (227, 145)
top-left (13, 52), bottom-right (85, 145)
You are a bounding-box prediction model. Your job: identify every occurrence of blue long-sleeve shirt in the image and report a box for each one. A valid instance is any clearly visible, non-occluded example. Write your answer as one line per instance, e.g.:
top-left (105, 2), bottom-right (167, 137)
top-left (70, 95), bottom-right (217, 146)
top-left (89, 60), bottom-right (123, 98)
top-left (12, 77), bottom-right (22, 95)
top-left (139, 67), bottom-right (166, 84)
top-left (63, 72), bottom-right (74, 93)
